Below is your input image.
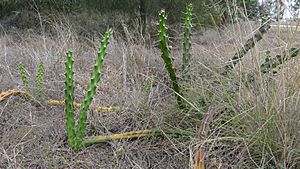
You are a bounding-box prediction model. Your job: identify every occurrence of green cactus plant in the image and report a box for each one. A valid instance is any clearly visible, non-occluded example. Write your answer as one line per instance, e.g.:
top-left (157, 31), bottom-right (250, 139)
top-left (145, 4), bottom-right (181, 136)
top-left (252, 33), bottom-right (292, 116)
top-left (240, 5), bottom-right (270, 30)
top-left (261, 47), bottom-right (299, 74)
top-left (63, 30), bottom-right (113, 150)
top-left (223, 20), bottom-right (271, 75)
top-left (18, 62), bottom-right (45, 99)
top-left (64, 51), bottom-right (76, 149)
top-left (36, 61), bottom-right (44, 98)
top-left (18, 63), bottom-right (30, 92)
top-left (11, 5), bottom-right (206, 152)
top-left (158, 10), bottom-right (186, 111)
top-left (182, 3), bottom-right (193, 81)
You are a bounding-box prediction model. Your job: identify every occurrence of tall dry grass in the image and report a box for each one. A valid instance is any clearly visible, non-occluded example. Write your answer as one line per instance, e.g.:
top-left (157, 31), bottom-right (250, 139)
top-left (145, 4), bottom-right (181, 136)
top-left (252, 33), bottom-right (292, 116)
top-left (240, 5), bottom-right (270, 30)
top-left (1, 12), bottom-right (300, 168)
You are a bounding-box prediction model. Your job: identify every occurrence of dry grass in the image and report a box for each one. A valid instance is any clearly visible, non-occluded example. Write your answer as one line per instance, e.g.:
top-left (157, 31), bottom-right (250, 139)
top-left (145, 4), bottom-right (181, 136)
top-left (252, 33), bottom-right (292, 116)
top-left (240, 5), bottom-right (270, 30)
top-left (1, 19), bottom-right (300, 168)
top-left (0, 23), bottom-right (189, 168)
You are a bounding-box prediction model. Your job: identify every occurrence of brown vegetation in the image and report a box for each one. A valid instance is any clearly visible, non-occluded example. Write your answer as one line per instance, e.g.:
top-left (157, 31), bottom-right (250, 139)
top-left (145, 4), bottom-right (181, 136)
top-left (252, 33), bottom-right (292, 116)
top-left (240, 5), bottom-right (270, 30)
top-left (1, 17), bottom-right (300, 168)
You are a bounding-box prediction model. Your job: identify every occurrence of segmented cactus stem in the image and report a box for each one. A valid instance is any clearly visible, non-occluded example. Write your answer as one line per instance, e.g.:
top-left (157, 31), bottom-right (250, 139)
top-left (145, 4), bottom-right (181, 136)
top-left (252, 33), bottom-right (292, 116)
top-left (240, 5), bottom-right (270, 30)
top-left (75, 29), bottom-right (112, 150)
top-left (261, 47), bottom-right (299, 74)
top-left (36, 61), bottom-right (44, 98)
top-left (18, 63), bottom-right (30, 92)
top-left (64, 50), bottom-right (76, 149)
top-left (158, 10), bottom-right (186, 111)
top-left (182, 3), bottom-right (193, 81)
top-left (223, 20), bottom-right (271, 75)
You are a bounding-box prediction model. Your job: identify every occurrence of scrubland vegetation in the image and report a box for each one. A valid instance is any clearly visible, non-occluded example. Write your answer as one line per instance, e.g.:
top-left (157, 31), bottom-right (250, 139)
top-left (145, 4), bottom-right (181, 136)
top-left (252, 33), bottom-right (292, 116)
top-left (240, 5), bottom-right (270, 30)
top-left (1, 1), bottom-right (300, 168)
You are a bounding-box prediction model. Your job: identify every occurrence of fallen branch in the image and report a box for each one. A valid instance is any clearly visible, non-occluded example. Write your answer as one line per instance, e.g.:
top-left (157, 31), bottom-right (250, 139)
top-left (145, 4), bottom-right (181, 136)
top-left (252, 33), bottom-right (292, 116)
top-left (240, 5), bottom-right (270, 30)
top-left (0, 89), bottom-right (32, 102)
top-left (0, 89), bottom-right (118, 111)
top-left (82, 128), bottom-right (194, 147)
top-left (46, 99), bottom-right (118, 111)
